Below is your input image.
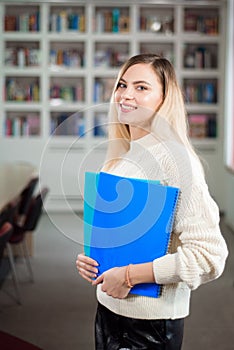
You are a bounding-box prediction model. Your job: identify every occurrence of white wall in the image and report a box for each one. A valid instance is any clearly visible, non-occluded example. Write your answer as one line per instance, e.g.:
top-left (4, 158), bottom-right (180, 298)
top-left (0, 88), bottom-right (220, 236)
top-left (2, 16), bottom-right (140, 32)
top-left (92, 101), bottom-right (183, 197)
top-left (224, 172), bottom-right (234, 230)
top-left (223, 0), bottom-right (234, 231)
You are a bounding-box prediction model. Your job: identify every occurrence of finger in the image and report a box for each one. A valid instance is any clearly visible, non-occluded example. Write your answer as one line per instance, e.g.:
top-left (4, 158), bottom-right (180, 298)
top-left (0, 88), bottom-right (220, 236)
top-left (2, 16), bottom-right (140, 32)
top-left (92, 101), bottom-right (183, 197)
top-left (76, 258), bottom-right (92, 267)
top-left (79, 272), bottom-right (93, 283)
top-left (79, 267), bottom-right (97, 282)
top-left (77, 253), bottom-right (99, 267)
top-left (76, 260), bottom-right (99, 274)
top-left (92, 274), bottom-right (103, 286)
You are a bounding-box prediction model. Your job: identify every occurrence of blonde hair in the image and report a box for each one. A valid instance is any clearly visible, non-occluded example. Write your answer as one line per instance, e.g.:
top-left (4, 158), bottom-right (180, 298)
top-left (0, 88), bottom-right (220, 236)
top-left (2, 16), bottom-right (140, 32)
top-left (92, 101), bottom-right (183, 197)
top-left (103, 54), bottom-right (199, 170)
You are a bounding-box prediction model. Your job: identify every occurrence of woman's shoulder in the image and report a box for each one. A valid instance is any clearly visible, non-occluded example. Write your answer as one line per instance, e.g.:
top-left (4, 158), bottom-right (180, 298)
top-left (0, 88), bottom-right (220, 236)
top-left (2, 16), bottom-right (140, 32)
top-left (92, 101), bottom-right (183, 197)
top-left (147, 140), bottom-right (205, 187)
top-left (148, 139), bottom-right (200, 167)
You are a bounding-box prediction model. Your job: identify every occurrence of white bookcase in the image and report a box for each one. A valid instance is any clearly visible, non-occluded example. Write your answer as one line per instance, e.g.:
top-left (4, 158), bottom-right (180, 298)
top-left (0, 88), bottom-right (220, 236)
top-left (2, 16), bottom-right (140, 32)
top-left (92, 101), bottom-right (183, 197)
top-left (0, 0), bottom-right (227, 211)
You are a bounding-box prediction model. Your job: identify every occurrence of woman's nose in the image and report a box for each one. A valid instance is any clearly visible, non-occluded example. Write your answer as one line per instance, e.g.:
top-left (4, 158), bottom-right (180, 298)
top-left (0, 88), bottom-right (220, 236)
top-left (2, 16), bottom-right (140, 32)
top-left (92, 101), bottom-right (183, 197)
top-left (121, 86), bottom-right (134, 100)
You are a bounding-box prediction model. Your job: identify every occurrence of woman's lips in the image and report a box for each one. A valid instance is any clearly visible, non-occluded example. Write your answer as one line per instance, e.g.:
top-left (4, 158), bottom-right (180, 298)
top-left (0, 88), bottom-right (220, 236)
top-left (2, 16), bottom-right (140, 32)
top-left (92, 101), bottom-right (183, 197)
top-left (120, 103), bottom-right (137, 112)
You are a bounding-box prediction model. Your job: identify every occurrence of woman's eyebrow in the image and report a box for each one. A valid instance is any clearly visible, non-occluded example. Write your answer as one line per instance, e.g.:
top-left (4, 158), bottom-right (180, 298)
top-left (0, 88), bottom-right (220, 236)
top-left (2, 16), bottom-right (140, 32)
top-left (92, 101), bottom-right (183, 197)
top-left (119, 78), bottom-right (152, 86)
top-left (133, 80), bottom-right (152, 86)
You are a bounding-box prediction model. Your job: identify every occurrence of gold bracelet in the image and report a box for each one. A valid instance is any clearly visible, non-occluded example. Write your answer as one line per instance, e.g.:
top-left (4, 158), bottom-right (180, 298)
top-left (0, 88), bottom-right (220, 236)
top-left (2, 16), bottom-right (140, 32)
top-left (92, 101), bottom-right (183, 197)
top-left (125, 264), bottom-right (133, 288)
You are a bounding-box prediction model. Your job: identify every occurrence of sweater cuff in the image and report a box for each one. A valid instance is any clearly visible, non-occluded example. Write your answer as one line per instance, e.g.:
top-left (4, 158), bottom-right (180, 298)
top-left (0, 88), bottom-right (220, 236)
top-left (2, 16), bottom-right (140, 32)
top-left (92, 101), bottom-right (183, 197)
top-left (153, 253), bottom-right (181, 285)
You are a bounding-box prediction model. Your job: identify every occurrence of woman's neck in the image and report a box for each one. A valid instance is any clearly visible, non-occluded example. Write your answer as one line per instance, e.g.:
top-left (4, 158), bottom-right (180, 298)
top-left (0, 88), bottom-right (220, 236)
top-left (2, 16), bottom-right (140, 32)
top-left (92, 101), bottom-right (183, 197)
top-left (129, 126), bottom-right (150, 140)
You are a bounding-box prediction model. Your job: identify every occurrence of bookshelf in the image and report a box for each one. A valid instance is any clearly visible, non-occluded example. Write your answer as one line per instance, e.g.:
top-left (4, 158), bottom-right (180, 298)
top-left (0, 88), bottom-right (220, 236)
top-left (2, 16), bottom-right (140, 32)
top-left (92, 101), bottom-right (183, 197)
top-left (0, 1), bottom-right (227, 211)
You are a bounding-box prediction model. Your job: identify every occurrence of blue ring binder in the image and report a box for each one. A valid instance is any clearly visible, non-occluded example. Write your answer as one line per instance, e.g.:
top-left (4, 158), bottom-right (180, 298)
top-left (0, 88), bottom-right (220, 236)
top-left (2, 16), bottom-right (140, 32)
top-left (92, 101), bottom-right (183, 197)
top-left (84, 171), bottom-right (180, 298)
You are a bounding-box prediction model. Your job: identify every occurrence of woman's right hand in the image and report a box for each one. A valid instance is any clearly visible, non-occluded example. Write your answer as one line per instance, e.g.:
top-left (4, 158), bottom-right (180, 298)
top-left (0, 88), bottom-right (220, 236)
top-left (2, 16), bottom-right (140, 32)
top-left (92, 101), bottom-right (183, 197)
top-left (76, 253), bottom-right (99, 283)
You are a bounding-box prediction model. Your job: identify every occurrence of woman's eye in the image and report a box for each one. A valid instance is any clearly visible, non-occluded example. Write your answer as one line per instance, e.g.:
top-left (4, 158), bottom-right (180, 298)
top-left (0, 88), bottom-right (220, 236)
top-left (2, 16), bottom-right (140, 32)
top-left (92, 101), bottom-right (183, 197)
top-left (117, 82), bottom-right (126, 89)
top-left (137, 85), bottom-right (147, 91)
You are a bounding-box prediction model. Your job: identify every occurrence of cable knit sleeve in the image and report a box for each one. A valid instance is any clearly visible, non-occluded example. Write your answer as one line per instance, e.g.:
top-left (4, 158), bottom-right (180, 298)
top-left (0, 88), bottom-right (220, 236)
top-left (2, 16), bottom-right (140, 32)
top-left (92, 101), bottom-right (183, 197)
top-left (152, 147), bottom-right (228, 290)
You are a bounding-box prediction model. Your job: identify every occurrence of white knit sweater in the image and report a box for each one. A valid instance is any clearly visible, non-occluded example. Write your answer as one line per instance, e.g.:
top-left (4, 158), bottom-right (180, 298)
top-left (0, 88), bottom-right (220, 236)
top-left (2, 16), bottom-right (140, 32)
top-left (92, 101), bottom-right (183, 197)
top-left (96, 133), bottom-right (228, 320)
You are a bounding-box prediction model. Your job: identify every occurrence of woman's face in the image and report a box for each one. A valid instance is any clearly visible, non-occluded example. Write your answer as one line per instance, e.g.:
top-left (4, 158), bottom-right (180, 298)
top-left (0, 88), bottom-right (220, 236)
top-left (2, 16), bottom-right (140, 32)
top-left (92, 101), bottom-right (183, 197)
top-left (114, 63), bottom-right (163, 131)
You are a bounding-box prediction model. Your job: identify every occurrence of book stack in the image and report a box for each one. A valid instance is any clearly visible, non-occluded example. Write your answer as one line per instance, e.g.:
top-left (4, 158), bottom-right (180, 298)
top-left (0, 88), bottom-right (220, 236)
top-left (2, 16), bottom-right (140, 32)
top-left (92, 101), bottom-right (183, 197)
top-left (5, 47), bottom-right (41, 67)
top-left (4, 12), bottom-right (40, 31)
top-left (49, 49), bottom-right (84, 67)
top-left (50, 82), bottom-right (84, 102)
top-left (6, 79), bottom-right (40, 102)
top-left (5, 114), bottom-right (40, 136)
top-left (93, 113), bottom-right (108, 137)
top-left (188, 114), bottom-right (217, 138)
top-left (184, 10), bottom-right (219, 35)
top-left (93, 78), bottom-right (115, 103)
top-left (184, 80), bottom-right (216, 103)
top-left (95, 8), bottom-right (130, 33)
top-left (50, 113), bottom-right (85, 136)
top-left (49, 10), bottom-right (85, 32)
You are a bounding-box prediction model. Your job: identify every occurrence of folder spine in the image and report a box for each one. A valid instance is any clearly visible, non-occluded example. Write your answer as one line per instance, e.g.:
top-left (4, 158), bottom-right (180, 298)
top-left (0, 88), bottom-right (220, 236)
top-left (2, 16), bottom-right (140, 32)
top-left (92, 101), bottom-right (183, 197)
top-left (165, 188), bottom-right (180, 255)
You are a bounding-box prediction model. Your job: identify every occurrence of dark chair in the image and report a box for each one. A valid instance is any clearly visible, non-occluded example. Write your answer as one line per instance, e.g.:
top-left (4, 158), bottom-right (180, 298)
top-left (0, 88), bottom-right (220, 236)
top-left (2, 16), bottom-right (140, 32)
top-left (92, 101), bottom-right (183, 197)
top-left (0, 221), bottom-right (21, 304)
top-left (23, 187), bottom-right (49, 232)
top-left (0, 222), bottom-right (12, 264)
top-left (8, 187), bottom-right (49, 283)
top-left (16, 177), bottom-right (39, 226)
top-left (0, 198), bottom-right (19, 227)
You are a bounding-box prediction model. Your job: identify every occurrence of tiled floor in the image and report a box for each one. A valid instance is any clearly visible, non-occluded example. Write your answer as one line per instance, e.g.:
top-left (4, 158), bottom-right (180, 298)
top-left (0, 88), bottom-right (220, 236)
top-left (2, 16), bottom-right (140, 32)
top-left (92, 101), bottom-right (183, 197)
top-left (0, 213), bottom-right (233, 350)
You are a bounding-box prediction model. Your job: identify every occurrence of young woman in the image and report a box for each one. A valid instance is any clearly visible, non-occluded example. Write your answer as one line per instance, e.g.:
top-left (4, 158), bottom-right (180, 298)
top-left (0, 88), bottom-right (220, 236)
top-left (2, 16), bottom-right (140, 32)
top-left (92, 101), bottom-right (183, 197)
top-left (76, 54), bottom-right (228, 349)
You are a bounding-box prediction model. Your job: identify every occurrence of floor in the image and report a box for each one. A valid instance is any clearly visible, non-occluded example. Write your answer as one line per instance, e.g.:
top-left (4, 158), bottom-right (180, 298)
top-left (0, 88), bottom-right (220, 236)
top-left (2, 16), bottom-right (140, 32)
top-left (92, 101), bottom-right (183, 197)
top-left (0, 213), bottom-right (233, 350)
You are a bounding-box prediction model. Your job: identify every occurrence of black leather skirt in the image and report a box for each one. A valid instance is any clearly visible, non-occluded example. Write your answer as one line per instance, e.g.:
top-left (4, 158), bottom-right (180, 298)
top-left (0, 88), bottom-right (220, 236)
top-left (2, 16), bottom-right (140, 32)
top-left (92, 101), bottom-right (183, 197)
top-left (95, 302), bottom-right (184, 350)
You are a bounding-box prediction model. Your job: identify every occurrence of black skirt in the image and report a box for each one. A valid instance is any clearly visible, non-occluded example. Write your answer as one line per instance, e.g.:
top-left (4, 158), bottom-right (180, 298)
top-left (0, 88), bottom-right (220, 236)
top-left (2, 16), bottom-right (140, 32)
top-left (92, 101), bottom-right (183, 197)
top-left (95, 302), bottom-right (184, 350)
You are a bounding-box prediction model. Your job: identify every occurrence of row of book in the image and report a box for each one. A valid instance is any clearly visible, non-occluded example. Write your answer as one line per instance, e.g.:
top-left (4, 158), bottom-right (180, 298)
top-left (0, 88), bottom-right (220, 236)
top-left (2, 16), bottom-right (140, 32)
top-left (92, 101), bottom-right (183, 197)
top-left (5, 47), bottom-right (41, 67)
top-left (184, 47), bottom-right (216, 69)
top-left (50, 83), bottom-right (84, 102)
top-left (50, 113), bottom-right (85, 137)
top-left (4, 8), bottom-right (219, 35)
top-left (50, 113), bottom-right (108, 137)
top-left (188, 114), bottom-right (217, 138)
top-left (5, 46), bottom-right (216, 70)
top-left (4, 13), bottom-right (40, 32)
top-left (4, 115), bottom-right (40, 136)
top-left (184, 12), bottom-right (219, 35)
top-left (93, 113), bottom-right (108, 137)
top-left (139, 14), bottom-right (174, 33)
top-left (4, 79), bottom-right (216, 105)
top-left (93, 78), bottom-right (115, 103)
top-left (184, 81), bottom-right (217, 104)
top-left (6, 79), bottom-right (40, 102)
top-left (3, 114), bottom-right (216, 139)
top-left (94, 9), bottom-right (130, 33)
top-left (94, 49), bottom-right (129, 68)
top-left (49, 49), bottom-right (84, 68)
top-left (49, 11), bottom-right (85, 32)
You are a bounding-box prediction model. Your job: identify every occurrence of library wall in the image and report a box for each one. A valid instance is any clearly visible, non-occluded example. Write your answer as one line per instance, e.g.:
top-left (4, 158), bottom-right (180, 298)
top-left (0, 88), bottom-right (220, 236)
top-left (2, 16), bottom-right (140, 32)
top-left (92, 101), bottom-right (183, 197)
top-left (0, 0), bottom-right (227, 212)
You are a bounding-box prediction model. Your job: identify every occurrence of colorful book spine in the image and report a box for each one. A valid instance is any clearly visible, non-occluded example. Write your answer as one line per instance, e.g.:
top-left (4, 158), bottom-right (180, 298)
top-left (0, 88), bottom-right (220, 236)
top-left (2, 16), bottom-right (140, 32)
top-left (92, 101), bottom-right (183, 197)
top-left (50, 113), bottom-right (85, 136)
top-left (95, 8), bottom-right (129, 33)
top-left (50, 10), bottom-right (85, 32)
top-left (5, 80), bottom-right (40, 102)
top-left (4, 115), bottom-right (40, 136)
top-left (4, 11), bottom-right (40, 32)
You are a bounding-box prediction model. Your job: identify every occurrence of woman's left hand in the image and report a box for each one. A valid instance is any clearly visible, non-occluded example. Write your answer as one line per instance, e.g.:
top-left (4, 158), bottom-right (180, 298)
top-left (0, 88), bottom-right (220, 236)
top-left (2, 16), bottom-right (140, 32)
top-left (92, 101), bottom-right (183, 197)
top-left (92, 266), bottom-right (131, 299)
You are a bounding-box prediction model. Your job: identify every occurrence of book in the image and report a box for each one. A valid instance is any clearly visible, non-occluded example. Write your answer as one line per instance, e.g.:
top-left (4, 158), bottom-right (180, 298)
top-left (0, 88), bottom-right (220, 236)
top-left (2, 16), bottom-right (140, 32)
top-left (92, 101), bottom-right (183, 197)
top-left (188, 114), bottom-right (207, 138)
top-left (84, 171), bottom-right (180, 298)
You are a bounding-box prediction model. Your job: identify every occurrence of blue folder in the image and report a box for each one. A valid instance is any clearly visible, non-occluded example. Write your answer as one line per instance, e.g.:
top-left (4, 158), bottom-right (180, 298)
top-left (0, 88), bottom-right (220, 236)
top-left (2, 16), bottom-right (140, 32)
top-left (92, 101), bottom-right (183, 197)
top-left (84, 171), bottom-right (180, 298)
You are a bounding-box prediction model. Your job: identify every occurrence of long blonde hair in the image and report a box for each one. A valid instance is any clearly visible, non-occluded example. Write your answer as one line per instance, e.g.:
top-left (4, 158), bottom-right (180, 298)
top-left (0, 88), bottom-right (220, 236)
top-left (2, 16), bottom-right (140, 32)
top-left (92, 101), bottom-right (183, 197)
top-left (103, 54), bottom-right (198, 170)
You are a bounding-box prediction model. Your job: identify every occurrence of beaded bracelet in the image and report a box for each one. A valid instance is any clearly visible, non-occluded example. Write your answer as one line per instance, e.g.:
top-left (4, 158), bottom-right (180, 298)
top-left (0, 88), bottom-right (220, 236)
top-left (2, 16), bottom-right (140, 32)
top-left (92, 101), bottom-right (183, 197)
top-left (125, 264), bottom-right (133, 288)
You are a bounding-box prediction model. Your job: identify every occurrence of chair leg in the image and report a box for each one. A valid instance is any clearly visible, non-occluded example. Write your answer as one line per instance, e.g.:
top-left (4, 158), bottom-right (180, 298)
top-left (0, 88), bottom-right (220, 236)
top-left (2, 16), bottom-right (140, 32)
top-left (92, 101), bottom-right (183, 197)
top-left (22, 239), bottom-right (34, 283)
top-left (6, 243), bottom-right (21, 305)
